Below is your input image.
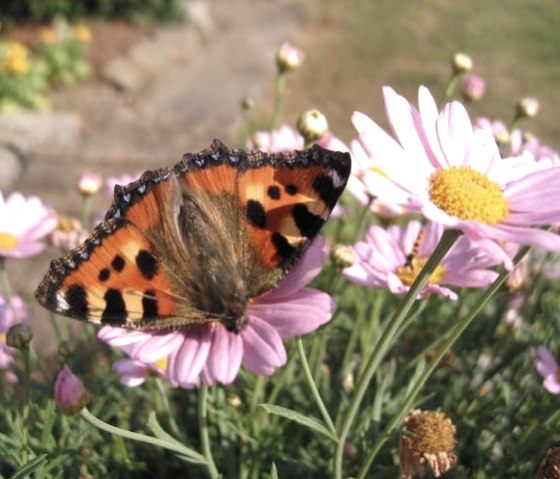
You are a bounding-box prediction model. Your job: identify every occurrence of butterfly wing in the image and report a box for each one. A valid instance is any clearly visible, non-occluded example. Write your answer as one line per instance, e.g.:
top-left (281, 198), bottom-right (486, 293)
top-left (35, 140), bottom-right (351, 331)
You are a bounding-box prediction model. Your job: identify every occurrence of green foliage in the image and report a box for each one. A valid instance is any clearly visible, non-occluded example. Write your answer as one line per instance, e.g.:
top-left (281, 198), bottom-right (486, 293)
top-left (0, 0), bottom-right (185, 25)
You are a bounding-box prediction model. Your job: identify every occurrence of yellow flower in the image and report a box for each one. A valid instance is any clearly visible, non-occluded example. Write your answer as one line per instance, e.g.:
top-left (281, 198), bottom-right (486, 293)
top-left (73, 25), bottom-right (92, 43)
top-left (39, 27), bottom-right (57, 44)
top-left (3, 42), bottom-right (29, 75)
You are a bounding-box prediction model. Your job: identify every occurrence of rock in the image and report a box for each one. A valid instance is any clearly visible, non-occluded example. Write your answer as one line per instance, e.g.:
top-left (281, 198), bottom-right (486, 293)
top-left (101, 57), bottom-right (145, 91)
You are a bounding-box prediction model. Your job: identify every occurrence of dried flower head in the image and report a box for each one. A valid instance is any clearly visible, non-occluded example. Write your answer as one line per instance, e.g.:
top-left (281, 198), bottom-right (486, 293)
top-left (535, 447), bottom-right (560, 479)
top-left (6, 324), bottom-right (32, 350)
top-left (399, 409), bottom-right (458, 478)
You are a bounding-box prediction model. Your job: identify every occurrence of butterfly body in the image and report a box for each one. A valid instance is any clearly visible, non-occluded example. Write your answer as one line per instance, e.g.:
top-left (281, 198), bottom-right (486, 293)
top-left (35, 140), bottom-right (351, 333)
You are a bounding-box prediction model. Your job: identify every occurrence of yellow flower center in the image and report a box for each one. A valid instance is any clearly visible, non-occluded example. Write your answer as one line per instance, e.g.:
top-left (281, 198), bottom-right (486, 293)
top-left (0, 233), bottom-right (18, 251)
top-left (153, 356), bottom-right (168, 372)
top-left (0, 333), bottom-right (6, 344)
top-left (397, 257), bottom-right (446, 287)
top-left (429, 167), bottom-right (509, 224)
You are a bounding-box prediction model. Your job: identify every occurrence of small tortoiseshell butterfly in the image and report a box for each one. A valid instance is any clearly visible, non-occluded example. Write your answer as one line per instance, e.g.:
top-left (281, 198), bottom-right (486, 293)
top-left (35, 140), bottom-right (351, 333)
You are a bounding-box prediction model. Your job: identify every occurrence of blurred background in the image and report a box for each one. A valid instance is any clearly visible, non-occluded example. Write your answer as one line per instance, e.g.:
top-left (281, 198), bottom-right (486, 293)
top-left (0, 0), bottom-right (558, 307)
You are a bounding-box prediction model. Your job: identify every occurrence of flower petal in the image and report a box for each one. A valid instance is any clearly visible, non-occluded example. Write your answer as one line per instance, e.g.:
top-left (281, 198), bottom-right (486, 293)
top-left (241, 316), bottom-right (286, 376)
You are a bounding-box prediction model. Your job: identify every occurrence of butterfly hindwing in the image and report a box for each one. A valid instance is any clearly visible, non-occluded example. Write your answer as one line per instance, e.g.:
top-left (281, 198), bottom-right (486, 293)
top-left (35, 140), bottom-right (351, 332)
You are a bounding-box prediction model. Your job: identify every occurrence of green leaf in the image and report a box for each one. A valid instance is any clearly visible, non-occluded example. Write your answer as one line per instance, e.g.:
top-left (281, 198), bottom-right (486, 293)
top-left (269, 463), bottom-right (279, 479)
top-left (9, 454), bottom-right (48, 479)
top-left (259, 404), bottom-right (338, 442)
top-left (147, 412), bottom-right (206, 464)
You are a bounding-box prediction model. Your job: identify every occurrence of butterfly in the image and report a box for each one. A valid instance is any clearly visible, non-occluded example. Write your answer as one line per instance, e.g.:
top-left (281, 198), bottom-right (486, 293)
top-left (35, 139), bottom-right (351, 334)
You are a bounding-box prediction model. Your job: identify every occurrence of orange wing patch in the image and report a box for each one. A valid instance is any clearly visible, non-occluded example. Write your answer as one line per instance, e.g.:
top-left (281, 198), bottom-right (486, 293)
top-left (56, 222), bottom-right (176, 326)
top-left (239, 165), bottom-right (336, 268)
top-left (181, 163), bottom-right (238, 196)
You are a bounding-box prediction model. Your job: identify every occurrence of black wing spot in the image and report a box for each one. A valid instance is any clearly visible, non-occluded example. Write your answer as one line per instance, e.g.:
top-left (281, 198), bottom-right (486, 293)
top-left (136, 250), bottom-right (158, 280)
top-left (142, 290), bottom-right (159, 320)
top-left (66, 284), bottom-right (88, 317)
top-left (246, 200), bottom-right (267, 229)
top-left (98, 268), bottom-right (110, 282)
top-left (292, 204), bottom-right (323, 238)
top-left (285, 184), bottom-right (298, 196)
top-left (101, 288), bottom-right (127, 325)
top-left (313, 174), bottom-right (337, 209)
top-left (111, 255), bottom-right (126, 272)
top-left (267, 185), bottom-right (281, 200)
top-left (272, 232), bottom-right (296, 260)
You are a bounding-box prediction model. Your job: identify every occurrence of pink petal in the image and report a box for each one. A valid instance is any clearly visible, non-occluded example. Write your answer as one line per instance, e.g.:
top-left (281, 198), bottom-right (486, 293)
top-left (128, 332), bottom-right (183, 363)
top-left (204, 325), bottom-right (243, 384)
top-left (261, 236), bottom-right (326, 300)
top-left (167, 328), bottom-right (211, 387)
top-left (436, 101), bottom-right (473, 167)
top-left (249, 288), bottom-right (335, 338)
top-left (241, 316), bottom-right (286, 376)
top-left (113, 359), bottom-right (149, 387)
top-left (543, 374), bottom-right (560, 394)
top-left (536, 346), bottom-right (558, 377)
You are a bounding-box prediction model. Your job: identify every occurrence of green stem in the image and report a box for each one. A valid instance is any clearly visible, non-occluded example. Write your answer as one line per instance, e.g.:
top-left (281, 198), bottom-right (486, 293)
top-left (198, 384), bottom-right (219, 479)
top-left (80, 195), bottom-right (91, 229)
top-left (0, 258), bottom-right (18, 322)
top-left (332, 229), bottom-right (461, 479)
top-left (441, 74), bottom-right (460, 105)
top-left (296, 338), bottom-right (337, 437)
top-left (269, 72), bottom-right (286, 130)
top-left (155, 378), bottom-right (182, 439)
top-left (80, 407), bottom-right (206, 463)
top-left (20, 344), bottom-right (30, 463)
top-left (355, 246), bottom-right (531, 478)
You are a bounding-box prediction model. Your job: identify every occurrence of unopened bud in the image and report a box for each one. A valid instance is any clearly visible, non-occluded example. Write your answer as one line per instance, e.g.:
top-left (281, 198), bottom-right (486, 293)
top-left (461, 73), bottom-right (486, 102)
top-left (6, 324), bottom-right (33, 349)
top-left (297, 109), bottom-right (328, 143)
top-left (275, 42), bottom-right (304, 73)
top-left (77, 171), bottom-right (102, 196)
top-left (451, 52), bottom-right (473, 74)
top-left (240, 97), bottom-right (255, 111)
top-left (54, 365), bottom-right (90, 415)
top-left (516, 97), bottom-right (540, 119)
top-left (228, 394), bottom-right (242, 408)
top-left (331, 244), bottom-right (356, 269)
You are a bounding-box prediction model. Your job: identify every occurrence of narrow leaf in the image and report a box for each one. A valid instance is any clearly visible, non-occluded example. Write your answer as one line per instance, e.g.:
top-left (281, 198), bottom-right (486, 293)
top-left (269, 463), bottom-right (279, 479)
top-left (259, 404), bottom-right (337, 442)
top-left (9, 454), bottom-right (48, 479)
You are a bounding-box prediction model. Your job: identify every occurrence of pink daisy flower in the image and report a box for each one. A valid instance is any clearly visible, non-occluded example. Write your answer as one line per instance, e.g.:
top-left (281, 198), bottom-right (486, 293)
top-left (247, 125), bottom-right (304, 153)
top-left (353, 86), bottom-right (560, 268)
top-left (99, 237), bottom-right (335, 388)
top-left (343, 221), bottom-right (500, 300)
top-left (535, 346), bottom-right (560, 395)
top-left (0, 295), bottom-right (28, 383)
top-left (0, 192), bottom-right (57, 259)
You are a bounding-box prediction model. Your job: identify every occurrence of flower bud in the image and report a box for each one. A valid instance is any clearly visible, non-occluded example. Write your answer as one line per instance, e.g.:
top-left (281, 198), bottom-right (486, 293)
top-left (516, 97), bottom-right (540, 119)
top-left (54, 365), bottom-right (90, 414)
top-left (228, 394), bottom-right (242, 408)
top-left (6, 324), bottom-right (33, 349)
top-left (240, 97), bottom-right (255, 111)
top-left (451, 52), bottom-right (473, 74)
top-left (331, 244), bottom-right (356, 269)
top-left (461, 73), bottom-right (486, 102)
top-left (275, 42), bottom-right (304, 73)
top-left (77, 171), bottom-right (102, 196)
top-left (296, 109), bottom-right (328, 143)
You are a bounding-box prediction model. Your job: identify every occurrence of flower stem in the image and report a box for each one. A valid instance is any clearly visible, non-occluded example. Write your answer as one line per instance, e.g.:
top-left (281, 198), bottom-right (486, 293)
top-left (332, 229), bottom-right (461, 479)
top-left (80, 195), bottom-right (91, 229)
top-left (441, 74), bottom-right (460, 105)
top-left (81, 407), bottom-right (206, 463)
top-left (270, 72), bottom-right (286, 130)
top-left (296, 338), bottom-right (337, 438)
top-left (19, 343), bottom-right (31, 463)
top-left (198, 384), bottom-right (219, 479)
top-left (355, 246), bottom-right (528, 478)
top-left (0, 258), bottom-right (18, 322)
